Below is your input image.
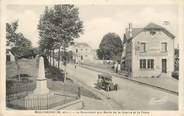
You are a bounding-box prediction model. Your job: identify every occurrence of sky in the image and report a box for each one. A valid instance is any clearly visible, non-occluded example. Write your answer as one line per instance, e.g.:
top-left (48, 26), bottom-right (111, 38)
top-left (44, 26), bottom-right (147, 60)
top-left (7, 4), bottom-right (179, 49)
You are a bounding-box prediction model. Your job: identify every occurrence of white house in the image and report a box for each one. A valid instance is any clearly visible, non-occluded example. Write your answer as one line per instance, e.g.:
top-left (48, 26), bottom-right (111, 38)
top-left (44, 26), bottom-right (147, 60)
top-left (72, 42), bottom-right (95, 63)
top-left (122, 23), bottom-right (175, 78)
top-left (6, 42), bottom-right (15, 62)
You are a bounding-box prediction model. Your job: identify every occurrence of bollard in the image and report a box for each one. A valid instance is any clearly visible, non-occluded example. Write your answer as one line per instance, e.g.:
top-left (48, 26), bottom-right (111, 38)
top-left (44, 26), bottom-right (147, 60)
top-left (78, 87), bottom-right (81, 99)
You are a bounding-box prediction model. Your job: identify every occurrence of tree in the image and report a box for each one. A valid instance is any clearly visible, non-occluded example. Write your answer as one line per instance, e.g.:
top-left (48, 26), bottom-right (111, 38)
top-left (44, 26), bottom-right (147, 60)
top-left (6, 21), bottom-right (18, 44)
top-left (97, 33), bottom-right (123, 61)
top-left (6, 21), bottom-right (33, 81)
top-left (38, 5), bottom-right (83, 69)
top-left (6, 21), bottom-right (32, 48)
top-left (16, 33), bottom-right (32, 48)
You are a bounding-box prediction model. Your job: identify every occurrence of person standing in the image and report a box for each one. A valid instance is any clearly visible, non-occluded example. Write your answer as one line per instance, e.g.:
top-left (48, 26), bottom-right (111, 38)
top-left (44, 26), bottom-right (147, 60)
top-left (114, 61), bottom-right (118, 73)
top-left (117, 63), bottom-right (121, 74)
top-left (75, 58), bottom-right (78, 69)
top-left (74, 63), bottom-right (77, 69)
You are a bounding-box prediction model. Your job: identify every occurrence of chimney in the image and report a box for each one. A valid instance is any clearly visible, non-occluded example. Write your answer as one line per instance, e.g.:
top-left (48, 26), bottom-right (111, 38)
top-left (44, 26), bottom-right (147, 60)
top-left (129, 23), bottom-right (133, 38)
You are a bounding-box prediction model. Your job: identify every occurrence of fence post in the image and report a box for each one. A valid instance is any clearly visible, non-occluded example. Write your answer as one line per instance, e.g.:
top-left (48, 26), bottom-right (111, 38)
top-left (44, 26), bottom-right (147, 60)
top-left (47, 95), bottom-right (48, 110)
top-left (78, 87), bottom-right (81, 99)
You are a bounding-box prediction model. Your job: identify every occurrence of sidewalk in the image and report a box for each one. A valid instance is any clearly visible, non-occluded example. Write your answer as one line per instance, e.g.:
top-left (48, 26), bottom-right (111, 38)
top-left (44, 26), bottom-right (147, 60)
top-left (80, 64), bottom-right (178, 94)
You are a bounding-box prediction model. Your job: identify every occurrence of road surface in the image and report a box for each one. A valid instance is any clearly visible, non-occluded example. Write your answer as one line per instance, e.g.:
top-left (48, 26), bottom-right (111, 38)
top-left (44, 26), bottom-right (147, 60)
top-left (65, 63), bottom-right (178, 110)
top-left (51, 59), bottom-right (178, 110)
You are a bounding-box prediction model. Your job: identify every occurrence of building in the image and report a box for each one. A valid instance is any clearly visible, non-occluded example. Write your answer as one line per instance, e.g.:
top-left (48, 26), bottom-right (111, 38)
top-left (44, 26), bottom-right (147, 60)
top-left (122, 23), bottom-right (175, 78)
top-left (6, 42), bottom-right (15, 62)
top-left (72, 42), bottom-right (95, 63)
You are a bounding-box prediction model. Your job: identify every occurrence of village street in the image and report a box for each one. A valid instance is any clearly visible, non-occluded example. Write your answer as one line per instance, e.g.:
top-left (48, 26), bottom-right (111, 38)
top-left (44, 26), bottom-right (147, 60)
top-left (56, 61), bottom-right (178, 110)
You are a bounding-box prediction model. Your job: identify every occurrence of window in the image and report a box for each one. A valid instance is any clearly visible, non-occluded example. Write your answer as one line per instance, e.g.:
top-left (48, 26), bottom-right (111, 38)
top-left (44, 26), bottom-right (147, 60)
top-left (150, 31), bottom-right (156, 35)
top-left (147, 59), bottom-right (154, 69)
top-left (76, 49), bottom-right (78, 53)
top-left (161, 42), bottom-right (167, 52)
top-left (140, 42), bottom-right (146, 52)
top-left (140, 59), bottom-right (154, 69)
top-left (140, 59), bottom-right (146, 69)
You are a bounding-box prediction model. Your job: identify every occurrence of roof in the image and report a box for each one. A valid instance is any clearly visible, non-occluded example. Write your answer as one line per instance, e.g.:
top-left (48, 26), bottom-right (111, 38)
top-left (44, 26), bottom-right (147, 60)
top-left (74, 42), bottom-right (91, 48)
top-left (144, 23), bottom-right (164, 29)
top-left (6, 49), bottom-right (15, 56)
top-left (125, 28), bottom-right (142, 41)
top-left (98, 73), bottom-right (112, 79)
top-left (124, 22), bottom-right (175, 42)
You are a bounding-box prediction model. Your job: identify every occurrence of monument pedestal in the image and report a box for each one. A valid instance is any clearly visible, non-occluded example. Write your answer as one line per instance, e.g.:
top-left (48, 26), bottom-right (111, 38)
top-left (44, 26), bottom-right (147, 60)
top-left (33, 56), bottom-right (49, 95)
top-left (33, 79), bottom-right (49, 95)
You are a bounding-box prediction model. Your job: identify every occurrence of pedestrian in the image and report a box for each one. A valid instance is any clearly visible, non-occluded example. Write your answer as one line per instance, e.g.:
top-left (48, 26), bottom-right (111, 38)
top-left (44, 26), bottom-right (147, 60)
top-left (117, 63), bottom-right (121, 74)
top-left (74, 61), bottom-right (77, 69)
top-left (75, 59), bottom-right (78, 69)
top-left (114, 62), bottom-right (118, 73)
top-left (114, 84), bottom-right (118, 91)
top-left (74, 63), bottom-right (76, 69)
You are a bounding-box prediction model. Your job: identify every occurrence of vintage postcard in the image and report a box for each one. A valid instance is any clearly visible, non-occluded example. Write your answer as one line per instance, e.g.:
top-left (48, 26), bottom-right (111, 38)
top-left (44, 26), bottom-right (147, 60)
top-left (0, 0), bottom-right (184, 116)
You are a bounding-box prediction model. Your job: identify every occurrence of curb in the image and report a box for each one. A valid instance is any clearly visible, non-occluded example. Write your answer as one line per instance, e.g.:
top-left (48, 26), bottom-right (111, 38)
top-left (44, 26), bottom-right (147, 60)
top-left (80, 64), bottom-right (178, 96)
top-left (51, 99), bottom-right (82, 110)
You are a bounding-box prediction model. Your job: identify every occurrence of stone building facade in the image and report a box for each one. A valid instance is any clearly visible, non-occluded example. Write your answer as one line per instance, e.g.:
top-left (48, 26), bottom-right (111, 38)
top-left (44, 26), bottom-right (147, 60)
top-left (122, 23), bottom-right (175, 78)
top-left (72, 42), bottom-right (95, 63)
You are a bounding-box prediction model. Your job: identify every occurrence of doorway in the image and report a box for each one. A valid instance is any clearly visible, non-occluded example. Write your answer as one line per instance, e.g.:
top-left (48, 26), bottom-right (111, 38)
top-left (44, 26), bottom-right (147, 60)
top-left (162, 59), bottom-right (167, 73)
top-left (81, 55), bottom-right (83, 60)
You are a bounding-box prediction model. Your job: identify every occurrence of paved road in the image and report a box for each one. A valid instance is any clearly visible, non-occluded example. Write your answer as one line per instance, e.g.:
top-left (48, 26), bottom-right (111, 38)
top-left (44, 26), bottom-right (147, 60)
top-left (64, 63), bottom-right (178, 110)
top-left (51, 59), bottom-right (178, 110)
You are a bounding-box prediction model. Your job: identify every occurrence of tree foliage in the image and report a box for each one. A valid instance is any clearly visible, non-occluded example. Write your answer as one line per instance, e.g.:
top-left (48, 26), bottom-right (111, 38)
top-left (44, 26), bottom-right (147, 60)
top-left (6, 21), bottom-right (33, 59)
top-left (11, 47), bottom-right (35, 59)
top-left (97, 33), bottom-right (123, 60)
top-left (6, 21), bottom-right (33, 81)
top-left (6, 21), bottom-right (32, 48)
top-left (38, 5), bottom-right (83, 53)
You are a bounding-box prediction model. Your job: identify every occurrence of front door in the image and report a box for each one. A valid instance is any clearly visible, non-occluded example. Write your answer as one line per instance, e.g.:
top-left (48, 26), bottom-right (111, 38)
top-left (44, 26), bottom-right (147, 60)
top-left (81, 55), bottom-right (83, 60)
top-left (162, 59), bottom-right (167, 73)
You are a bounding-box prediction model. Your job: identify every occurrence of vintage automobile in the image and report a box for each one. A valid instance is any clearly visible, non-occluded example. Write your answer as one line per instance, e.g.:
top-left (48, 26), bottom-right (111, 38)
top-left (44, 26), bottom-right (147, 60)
top-left (96, 73), bottom-right (118, 91)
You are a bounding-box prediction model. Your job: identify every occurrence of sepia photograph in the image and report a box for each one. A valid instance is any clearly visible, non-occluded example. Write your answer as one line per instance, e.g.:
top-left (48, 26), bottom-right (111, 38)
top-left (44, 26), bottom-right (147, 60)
top-left (5, 3), bottom-right (179, 111)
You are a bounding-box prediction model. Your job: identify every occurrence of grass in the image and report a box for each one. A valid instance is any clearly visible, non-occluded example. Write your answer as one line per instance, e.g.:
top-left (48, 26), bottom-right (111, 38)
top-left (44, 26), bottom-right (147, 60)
top-left (45, 66), bottom-right (64, 81)
top-left (6, 58), bottom-right (100, 100)
top-left (6, 58), bottom-right (36, 80)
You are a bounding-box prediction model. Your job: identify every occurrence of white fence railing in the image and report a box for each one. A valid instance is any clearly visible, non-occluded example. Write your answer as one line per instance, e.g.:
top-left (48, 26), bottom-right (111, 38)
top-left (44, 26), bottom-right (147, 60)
top-left (7, 93), bottom-right (78, 110)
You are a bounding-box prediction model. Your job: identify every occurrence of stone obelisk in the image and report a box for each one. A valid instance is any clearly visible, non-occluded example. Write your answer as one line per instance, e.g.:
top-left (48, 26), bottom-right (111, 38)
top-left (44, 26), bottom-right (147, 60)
top-left (33, 56), bottom-right (49, 95)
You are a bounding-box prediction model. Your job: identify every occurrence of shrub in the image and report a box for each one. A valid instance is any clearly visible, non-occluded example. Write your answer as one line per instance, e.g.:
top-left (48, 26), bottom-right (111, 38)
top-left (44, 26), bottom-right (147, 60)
top-left (45, 66), bottom-right (64, 81)
top-left (11, 47), bottom-right (36, 59)
top-left (6, 77), bottom-right (34, 95)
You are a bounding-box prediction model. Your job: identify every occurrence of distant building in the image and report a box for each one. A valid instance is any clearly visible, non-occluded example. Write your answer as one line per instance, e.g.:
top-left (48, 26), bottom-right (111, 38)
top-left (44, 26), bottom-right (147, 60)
top-left (122, 23), bottom-right (175, 78)
top-left (72, 42), bottom-right (95, 63)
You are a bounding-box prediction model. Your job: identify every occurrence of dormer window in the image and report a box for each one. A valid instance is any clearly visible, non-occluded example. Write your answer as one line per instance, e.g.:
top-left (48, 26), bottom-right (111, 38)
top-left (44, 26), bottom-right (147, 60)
top-left (150, 31), bottom-right (156, 35)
